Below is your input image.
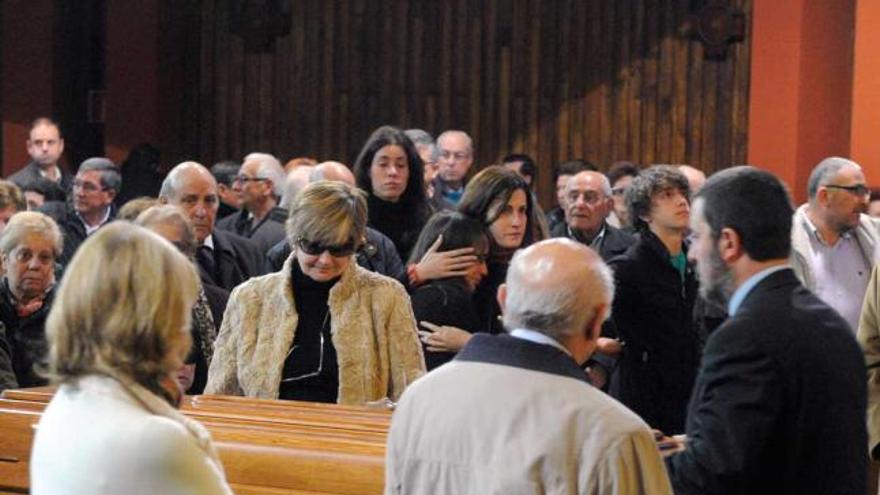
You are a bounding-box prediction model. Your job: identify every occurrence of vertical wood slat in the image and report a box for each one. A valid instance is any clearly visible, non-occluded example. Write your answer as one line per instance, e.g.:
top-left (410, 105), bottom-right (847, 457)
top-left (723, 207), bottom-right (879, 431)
top-left (175, 0), bottom-right (752, 208)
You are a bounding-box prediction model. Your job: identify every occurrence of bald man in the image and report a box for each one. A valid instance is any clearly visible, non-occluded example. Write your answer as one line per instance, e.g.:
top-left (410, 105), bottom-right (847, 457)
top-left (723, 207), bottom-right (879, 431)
top-left (552, 170), bottom-right (634, 261)
top-left (791, 156), bottom-right (878, 332)
top-left (159, 161), bottom-right (265, 291)
top-left (433, 130), bottom-right (474, 205)
top-left (386, 239), bottom-right (673, 494)
top-left (265, 162), bottom-right (405, 281)
top-left (677, 165), bottom-right (706, 194)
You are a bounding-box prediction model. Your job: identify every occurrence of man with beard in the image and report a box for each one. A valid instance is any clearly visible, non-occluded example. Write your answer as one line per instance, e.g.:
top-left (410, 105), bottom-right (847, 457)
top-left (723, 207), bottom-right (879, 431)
top-left (791, 157), bottom-right (878, 332)
top-left (665, 166), bottom-right (867, 495)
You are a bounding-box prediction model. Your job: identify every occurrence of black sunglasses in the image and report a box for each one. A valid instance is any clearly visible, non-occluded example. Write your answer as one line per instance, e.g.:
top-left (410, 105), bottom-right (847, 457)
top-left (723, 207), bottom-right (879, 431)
top-left (296, 237), bottom-right (357, 257)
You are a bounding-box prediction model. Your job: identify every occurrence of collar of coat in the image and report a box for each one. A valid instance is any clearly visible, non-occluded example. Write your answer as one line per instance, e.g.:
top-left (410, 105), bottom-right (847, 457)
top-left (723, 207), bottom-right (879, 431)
top-left (455, 333), bottom-right (591, 385)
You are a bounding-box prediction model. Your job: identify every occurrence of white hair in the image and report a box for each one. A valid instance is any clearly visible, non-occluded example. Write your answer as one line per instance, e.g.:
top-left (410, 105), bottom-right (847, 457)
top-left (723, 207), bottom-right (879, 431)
top-left (503, 239), bottom-right (614, 341)
top-left (244, 152), bottom-right (286, 198)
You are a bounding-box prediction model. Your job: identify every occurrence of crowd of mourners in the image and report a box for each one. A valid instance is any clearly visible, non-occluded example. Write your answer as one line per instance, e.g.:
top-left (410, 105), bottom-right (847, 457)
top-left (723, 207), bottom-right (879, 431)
top-left (3, 116), bottom-right (880, 494)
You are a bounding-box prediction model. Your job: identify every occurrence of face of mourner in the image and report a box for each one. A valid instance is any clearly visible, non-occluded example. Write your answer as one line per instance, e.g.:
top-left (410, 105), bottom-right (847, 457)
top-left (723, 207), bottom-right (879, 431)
top-left (488, 189), bottom-right (528, 250)
top-left (295, 237), bottom-right (355, 282)
top-left (4, 232), bottom-right (55, 300)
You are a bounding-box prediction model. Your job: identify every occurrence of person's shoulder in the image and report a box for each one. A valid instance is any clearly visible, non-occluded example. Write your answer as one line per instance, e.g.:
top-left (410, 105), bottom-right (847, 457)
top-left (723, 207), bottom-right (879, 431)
top-left (7, 162), bottom-right (37, 183)
top-left (350, 263), bottom-right (407, 294)
top-left (214, 229), bottom-right (262, 256)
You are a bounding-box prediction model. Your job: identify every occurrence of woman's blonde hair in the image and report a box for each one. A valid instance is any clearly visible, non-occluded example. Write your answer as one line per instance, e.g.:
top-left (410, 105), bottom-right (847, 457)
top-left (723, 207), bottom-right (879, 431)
top-left (0, 211), bottom-right (63, 257)
top-left (286, 181), bottom-right (367, 247)
top-left (45, 222), bottom-right (199, 386)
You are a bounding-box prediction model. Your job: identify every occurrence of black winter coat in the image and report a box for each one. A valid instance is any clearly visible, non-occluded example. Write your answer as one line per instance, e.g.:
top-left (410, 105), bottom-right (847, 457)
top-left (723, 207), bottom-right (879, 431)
top-left (608, 230), bottom-right (699, 435)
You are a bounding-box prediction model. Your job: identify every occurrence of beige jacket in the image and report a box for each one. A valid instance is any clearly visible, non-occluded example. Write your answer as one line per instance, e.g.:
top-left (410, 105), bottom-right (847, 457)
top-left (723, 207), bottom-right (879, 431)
top-left (204, 254), bottom-right (425, 404)
top-left (859, 264), bottom-right (880, 457)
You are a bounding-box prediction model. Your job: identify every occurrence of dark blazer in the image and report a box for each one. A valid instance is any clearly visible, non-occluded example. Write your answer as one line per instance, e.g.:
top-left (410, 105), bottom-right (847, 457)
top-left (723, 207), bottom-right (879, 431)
top-left (40, 202), bottom-right (117, 266)
top-left (550, 220), bottom-right (635, 261)
top-left (0, 281), bottom-right (54, 388)
top-left (0, 322), bottom-right (17, 392)
top-left (216, 206), bottom-right (287, 256)
top-left (607, 230), bottom-right (699, 434)
top-left (198, 230), bottom-right (265, 292)
top-left (667, 268), bottom-right (867, 495)
top-left (264, 227), bottom-right (406, 284)
top-left (8, 161), bottom-right (73, 197)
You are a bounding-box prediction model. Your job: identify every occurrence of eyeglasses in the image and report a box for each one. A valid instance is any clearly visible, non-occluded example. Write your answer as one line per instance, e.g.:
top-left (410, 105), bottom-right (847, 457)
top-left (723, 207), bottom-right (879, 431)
top-left (296, 237), bottom-right (358, 257)
top-left (233, 175), bottom-right (268, 184)
top-left (10, 247), bottom-right (54, 266)
top-left (825, 184), bottom-right (870, 197)
top-left (567, 191), bottom-right (605, 205)
top-left (72, 180), bottom-right (106, 193)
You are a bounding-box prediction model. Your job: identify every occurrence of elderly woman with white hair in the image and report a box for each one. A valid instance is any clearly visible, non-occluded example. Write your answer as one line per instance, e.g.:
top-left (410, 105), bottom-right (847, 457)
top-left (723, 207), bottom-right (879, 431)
top-left (0, 211), bottom-right (62, 388)
top-left (206, 181), bottom-right (425, 404)
top-left (30, 222), bottom-right (233, 493)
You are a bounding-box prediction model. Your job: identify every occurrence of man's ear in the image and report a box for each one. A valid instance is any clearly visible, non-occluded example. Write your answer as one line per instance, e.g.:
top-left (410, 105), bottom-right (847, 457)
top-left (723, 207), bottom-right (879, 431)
top-left (586, 303), bottom-right (607, 341)
top-left (158, 196), bottom-right (169, 205)
top-left (496, 283), bottom-right (507, 315)
top-left (717, 227), bottom-right (742, 264)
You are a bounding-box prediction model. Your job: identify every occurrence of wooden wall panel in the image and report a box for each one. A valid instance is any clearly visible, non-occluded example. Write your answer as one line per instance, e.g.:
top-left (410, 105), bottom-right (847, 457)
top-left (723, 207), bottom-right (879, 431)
top-left (169, 0), bottom-right (752, 206)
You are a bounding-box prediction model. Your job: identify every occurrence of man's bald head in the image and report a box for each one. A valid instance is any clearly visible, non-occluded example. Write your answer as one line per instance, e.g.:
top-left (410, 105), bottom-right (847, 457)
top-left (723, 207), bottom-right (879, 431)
top-left (279, 165), bottom-right (315, 209)
top-left (310, 161), bottom-right (355, 186)
top-left (501, 238), bottom-right (614, 360)
top-left (158, 161), bottom-right (219, 243)
top-left (678, 165), bottom-right (706, 193)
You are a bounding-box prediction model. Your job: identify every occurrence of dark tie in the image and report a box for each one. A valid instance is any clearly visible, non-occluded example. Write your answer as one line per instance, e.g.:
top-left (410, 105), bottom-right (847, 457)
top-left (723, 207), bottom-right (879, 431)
top-left (196, 245), bottom-right (217, 286)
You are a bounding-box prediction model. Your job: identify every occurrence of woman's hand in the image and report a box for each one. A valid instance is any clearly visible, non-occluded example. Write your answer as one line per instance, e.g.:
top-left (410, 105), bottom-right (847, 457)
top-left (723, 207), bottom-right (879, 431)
top-left (419, 321), bottom-right (473, 352)
top-left (414, 235), bottom-right (478, 282)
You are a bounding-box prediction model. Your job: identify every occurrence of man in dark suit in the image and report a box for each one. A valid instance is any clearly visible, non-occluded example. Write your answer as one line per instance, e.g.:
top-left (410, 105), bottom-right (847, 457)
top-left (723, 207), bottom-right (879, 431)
top-left (665, 166), bottom-right (867, 494)
top-left (159, 161), bottom-right (264, 292)
top-left (41, 157), bottom-right (119, 265)
top-left (8, 117), bottom-right (72, 198)
top-left (551, 170), bottom-right (634, 261)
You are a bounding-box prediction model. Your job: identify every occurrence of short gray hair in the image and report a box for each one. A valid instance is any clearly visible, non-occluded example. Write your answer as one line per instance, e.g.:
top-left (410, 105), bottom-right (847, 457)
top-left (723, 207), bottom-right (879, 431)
top-left (503, 239), bottom-right (614, 340)
top-left (807, 157), bottom-right (862, 201)
top-left (159, 161), bottom-right (214, 201)
top-left (78, 157), bottom-right (121, 192)
top-left (135, 205), bottom-right (197, 259)
top-left (243, 152), bottom-right (286, 198)
top-left (0, 211), bottom-right (63, 257)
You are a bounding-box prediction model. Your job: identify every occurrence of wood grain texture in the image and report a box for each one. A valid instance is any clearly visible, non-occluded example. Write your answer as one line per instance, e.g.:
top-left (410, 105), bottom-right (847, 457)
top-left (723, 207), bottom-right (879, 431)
top-left (162, 0), bottom-right (752, 206)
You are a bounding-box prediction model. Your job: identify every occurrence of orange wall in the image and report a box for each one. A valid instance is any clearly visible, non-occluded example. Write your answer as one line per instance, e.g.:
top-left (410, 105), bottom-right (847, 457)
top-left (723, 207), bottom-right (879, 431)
top-left (105, 0), bottom-right (159, 165)
top-left (1, 0), bottom-right (56, 176)
top-left (851, 0), bottom-right (880, 187)
top-left (748, 0), bottom-right (855, 203)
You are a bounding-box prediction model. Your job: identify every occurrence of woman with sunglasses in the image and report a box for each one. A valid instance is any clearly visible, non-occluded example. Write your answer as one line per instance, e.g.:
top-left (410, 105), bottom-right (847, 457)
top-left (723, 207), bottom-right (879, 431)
top-left (205, 181), bottom-right (425, 404)
top-left (407, 211), bottom-right (489, 370)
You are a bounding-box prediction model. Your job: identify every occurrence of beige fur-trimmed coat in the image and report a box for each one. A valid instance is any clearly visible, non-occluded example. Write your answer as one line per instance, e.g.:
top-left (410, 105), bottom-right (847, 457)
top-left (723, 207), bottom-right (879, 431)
top-left (204, 254), bottom-right (425, 404)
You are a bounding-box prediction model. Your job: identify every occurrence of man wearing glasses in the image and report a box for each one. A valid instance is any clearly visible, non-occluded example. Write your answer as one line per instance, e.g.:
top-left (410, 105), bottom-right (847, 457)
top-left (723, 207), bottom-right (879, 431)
top-left (216, 152), bottom-right (287, 254)
top-left (42, 157), bottom-right (119, 265)
top-left (791, 156), bottom-right (879, 333)
top-left (433, 130), bottom-right (474, 206)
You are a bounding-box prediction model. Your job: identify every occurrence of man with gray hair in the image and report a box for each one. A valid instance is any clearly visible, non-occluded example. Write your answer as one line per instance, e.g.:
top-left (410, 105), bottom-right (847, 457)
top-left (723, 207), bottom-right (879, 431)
top-left (42, 157), bottom-right (120, 264)
top-left (791, 156), bottom-right (879, 332)
top-left (385, 238), bottom-right (673, 494)
top-left (553, 170), bottom-right (634, 261)
top-left (159, 161), bottom-right (264, 291)
top-left (216, 152), bottom-right (287, 254)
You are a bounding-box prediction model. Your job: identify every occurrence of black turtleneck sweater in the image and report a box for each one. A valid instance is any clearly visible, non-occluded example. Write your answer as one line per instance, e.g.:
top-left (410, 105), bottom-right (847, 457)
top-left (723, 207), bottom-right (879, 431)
top-left (278, 261), bottom-right (340, 403)
top-left (367, 195), bottom-right (428, 262)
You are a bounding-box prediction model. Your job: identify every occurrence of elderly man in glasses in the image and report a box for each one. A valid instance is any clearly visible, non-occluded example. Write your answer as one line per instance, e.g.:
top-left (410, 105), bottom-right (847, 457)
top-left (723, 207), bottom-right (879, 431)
top-left (791, 156), bottom-right (880, 333)
top-left (216, 152), bottom-right (288, 254)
